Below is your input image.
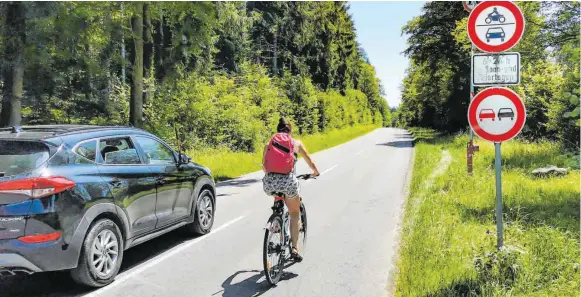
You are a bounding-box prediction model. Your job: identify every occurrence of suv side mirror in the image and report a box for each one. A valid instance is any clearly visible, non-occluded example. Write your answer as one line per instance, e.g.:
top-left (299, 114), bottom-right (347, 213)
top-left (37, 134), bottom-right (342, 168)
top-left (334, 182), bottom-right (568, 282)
top-left (178, 153), bottom-right (191, 164)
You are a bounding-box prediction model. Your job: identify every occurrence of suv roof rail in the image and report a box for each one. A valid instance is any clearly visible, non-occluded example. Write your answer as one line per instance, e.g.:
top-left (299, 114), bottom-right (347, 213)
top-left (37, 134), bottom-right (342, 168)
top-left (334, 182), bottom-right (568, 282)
top-left (0, 125), bottom-right (136, 136)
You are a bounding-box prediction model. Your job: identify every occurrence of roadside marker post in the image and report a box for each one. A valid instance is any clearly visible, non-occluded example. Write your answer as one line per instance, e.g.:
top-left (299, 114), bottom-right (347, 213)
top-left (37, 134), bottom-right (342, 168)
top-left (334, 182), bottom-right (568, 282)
top-left (467, 43), bottom-right (479, 175)
top-left (465, 1), bottom-right (481, 175)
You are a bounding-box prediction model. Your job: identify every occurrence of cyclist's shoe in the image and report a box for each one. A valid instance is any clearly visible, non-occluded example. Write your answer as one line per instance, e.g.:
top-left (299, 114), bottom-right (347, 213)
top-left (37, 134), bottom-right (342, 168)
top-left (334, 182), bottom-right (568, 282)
top-left (291, 247), bottom-right (303, 262)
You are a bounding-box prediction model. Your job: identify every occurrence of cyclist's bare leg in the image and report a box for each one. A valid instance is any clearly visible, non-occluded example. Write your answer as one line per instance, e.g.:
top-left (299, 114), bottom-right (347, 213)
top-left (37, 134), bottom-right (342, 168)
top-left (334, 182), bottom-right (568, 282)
top-left (284, 196), bottom-right (301, 250)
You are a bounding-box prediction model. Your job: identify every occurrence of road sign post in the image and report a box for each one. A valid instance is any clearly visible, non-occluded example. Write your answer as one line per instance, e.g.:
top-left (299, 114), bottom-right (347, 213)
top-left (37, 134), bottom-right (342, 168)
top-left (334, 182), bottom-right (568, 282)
top-left (468, 87), bottom-right (526, 248)
top-left (466, 1), bottom-right (526, 247)
top-left (494, 142), bottom-right (503, 247)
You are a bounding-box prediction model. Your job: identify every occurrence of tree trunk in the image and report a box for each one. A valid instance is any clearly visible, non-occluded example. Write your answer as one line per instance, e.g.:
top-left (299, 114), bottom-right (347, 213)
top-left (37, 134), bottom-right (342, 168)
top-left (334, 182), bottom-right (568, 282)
top-left (130, 2), bottom-right (144, 128)
top-left (0, 2), bottom-right (25, 127)
top-left (0, 72), bottom-right (13, 127)
top-left (143, 3), bottom-right (153, 107)
top-left (153, 9), bottom-right (164, 81)
top-left (273, 29), bottom-right (278, 75)
top-left (120, 2), bottom-right (126, 83)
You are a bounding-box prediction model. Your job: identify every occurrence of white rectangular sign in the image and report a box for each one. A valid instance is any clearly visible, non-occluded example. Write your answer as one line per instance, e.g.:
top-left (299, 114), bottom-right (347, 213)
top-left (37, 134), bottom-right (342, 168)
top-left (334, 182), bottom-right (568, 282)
top-left (472, 52), bottom-right (520, 86)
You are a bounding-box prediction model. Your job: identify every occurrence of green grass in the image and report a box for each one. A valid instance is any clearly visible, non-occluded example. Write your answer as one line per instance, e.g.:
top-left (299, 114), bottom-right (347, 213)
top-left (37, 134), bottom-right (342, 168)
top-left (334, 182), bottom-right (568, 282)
top-left (188, 124), bottom-right (379, 181)
top-left (395, 129), bottom-right (580, 297)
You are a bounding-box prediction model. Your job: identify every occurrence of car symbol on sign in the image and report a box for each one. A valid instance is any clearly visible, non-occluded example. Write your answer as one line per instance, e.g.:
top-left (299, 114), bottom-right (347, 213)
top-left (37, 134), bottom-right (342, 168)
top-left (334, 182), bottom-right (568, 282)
top-left (497, 108), bottom-right (514, 121)
top-left (486, 27), bottom-right (505, 42)
top-left (479, 109), bottom-right (496, 121)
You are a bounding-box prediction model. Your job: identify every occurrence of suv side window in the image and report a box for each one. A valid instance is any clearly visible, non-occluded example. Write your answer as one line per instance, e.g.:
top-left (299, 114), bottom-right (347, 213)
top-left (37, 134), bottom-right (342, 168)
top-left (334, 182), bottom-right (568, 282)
top-left (73, 140), bottom-right (97, 163)
top-left (134, 136), bottom-right (175, 165)
top-left (99, 137), bottom-right (141, 165)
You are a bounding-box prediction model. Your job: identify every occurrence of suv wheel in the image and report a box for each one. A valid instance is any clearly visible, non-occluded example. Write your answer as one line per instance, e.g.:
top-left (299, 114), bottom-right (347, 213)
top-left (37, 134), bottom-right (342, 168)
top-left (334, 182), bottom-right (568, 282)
top-left (185, 189), bottom-right (215, 235)
top-left (71, 218), bottom-right (124, 287)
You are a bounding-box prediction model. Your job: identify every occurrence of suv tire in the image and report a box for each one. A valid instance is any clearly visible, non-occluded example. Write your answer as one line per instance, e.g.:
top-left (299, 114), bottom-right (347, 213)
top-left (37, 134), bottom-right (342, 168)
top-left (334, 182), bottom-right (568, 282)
top-left (185, 189), bottom-right (215, 235)
top-left (71, 218), bottom-right (124, 288)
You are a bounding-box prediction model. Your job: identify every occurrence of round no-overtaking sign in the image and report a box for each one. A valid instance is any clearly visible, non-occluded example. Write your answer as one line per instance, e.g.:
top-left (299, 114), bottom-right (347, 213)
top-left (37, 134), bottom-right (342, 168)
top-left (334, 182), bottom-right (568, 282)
top-left (468, 87), bottom-right (526, 143)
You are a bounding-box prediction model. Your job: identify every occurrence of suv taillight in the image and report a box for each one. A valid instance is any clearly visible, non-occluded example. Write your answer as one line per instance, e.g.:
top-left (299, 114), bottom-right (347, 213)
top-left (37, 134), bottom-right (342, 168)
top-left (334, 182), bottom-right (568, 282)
top-left (0, 177), bottom-right (76, 198)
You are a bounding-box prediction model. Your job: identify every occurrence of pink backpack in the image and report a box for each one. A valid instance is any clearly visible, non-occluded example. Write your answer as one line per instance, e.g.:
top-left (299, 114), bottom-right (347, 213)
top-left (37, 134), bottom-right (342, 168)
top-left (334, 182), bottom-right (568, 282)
top-left (263, 133), bottom-right (295, 174)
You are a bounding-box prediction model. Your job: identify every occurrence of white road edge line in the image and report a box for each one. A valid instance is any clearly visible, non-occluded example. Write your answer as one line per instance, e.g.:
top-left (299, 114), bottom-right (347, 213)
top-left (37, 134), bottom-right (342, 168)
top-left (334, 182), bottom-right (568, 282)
top-left (305, 164), bottom-right (338, 183)
top-left (82, 215), bottom-right (246, 297)
top-left (320, 164), bottom-right (339, 175)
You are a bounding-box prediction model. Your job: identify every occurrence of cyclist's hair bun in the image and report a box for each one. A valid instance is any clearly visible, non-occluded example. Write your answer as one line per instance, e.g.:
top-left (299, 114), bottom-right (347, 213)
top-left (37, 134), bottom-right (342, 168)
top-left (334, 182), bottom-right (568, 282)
top-left (277, 117), bottom-right (292, 133)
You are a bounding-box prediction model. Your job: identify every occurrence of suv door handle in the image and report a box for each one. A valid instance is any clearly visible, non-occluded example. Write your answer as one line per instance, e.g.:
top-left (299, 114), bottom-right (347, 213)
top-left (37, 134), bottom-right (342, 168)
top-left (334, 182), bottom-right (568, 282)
top-left (110, 180), bottom-right (123, 188)
top-left (156, 176), bottom-right (167, 185)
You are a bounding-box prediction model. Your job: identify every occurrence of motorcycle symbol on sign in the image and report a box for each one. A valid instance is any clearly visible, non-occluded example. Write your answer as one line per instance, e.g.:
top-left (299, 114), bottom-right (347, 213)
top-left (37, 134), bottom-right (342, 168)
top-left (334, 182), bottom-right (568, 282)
top-left (485, 8), bottom-right (506, 24)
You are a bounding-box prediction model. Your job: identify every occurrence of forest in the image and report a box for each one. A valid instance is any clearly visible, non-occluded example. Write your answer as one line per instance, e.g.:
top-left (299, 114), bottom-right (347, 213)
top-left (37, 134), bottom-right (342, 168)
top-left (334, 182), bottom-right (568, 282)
top-left (395, 1), bottom-right (580, 153)
top-left (0, 1), bottom-right (391, 153)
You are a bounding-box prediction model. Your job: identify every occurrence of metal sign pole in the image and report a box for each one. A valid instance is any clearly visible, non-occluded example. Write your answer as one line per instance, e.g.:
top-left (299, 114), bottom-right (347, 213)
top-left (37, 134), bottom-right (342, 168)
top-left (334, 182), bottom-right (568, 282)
top-left (494, 142), bottom-right (504, 248)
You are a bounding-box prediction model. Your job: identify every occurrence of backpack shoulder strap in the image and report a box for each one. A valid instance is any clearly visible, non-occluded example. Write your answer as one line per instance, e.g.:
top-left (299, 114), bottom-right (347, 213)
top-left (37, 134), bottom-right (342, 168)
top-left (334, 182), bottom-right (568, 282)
top-left (271, 137), bottom-right (291, 154)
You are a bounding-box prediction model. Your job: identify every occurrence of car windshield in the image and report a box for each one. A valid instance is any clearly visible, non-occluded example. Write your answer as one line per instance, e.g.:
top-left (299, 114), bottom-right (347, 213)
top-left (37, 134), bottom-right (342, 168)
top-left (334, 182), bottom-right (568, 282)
top-left (0, 140), bottom-right (51, 177)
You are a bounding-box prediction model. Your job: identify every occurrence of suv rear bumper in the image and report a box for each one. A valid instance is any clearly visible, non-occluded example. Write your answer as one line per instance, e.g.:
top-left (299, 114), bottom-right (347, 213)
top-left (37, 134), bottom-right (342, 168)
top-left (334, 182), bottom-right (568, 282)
top-left (0, 253), bottom-right (41, 275)
top-left (0, 237), bottom-right (77, 273)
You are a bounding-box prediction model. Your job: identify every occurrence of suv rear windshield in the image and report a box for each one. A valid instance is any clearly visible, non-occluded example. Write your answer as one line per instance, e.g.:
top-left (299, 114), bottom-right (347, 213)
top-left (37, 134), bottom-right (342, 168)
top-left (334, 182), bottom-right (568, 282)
top-left (0, 140), bottom-right (50, 177)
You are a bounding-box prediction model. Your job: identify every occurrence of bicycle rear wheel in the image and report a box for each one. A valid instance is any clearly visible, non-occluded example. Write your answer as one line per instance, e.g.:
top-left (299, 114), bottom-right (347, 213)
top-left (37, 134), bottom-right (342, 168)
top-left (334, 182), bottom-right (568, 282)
top-left (297, 202), bottom-right (307, 254)
top-left (263, 214), bottom-right (284, 285)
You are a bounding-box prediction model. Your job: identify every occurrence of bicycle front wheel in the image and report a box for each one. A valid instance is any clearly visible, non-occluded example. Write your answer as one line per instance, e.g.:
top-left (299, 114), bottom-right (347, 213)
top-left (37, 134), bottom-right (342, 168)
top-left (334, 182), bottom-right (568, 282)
top-left (263, 214), bottom-right (284, 285)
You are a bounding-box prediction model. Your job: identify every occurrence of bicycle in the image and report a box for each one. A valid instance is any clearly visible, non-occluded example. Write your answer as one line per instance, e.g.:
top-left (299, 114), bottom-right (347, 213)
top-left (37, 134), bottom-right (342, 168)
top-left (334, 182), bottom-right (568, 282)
top-left (262, 173), bottom-right (315, 285)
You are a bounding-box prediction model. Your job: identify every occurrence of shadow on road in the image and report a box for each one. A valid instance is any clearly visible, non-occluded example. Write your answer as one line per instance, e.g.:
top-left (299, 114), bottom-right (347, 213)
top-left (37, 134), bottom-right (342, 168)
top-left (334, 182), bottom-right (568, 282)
top-left (0, 271), bottom-right (90, 297)
top-left (376, 140), bottom-right (414, 148)
top-left (0, 228), bottom-right (202, 297)
top-left (217, 177), bottom-right (262, 188)
top-left (214, 269), bottom-right (298, 297)
top-left (217, 193), bottom-right (234, 197)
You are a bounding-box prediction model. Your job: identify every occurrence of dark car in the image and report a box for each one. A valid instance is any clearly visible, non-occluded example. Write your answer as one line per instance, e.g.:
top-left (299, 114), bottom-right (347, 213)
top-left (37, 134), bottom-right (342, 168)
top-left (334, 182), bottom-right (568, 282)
top-left (0, 125), bottom-right (216, 287)
top-left (497, 108), bottom-right (515, 121)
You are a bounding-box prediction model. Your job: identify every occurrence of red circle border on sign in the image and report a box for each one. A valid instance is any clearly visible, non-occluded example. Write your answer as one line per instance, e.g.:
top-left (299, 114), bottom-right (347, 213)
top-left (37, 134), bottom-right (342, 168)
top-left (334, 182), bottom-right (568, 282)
top-left (467, 1), bottom-right (525, 53)
top-left (463, 1), bottom-right (474, 12)
top-left (468, 87), bottom-right (526, 143)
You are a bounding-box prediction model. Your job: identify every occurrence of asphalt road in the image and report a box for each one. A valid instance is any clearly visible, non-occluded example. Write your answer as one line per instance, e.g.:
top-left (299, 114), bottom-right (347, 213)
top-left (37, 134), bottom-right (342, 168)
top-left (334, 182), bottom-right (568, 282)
top-left (0, 128), bottom-right (414, 297)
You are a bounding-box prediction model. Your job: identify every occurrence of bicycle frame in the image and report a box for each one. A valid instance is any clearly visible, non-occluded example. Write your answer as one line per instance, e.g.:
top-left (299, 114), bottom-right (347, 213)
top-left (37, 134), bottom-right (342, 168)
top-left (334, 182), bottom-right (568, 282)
top-left (265, 196), bottom-right (291, 248)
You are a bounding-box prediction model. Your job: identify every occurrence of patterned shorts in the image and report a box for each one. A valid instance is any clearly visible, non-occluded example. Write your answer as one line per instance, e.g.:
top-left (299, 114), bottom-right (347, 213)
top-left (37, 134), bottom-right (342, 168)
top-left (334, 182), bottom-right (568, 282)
top-left (263, 172), bottom-right (301, 199)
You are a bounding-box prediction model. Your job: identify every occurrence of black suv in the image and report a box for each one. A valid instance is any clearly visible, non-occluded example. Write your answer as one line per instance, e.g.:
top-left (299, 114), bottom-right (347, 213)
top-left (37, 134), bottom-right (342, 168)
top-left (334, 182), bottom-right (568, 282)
top-left (0, 125), bottom-right (216, 287)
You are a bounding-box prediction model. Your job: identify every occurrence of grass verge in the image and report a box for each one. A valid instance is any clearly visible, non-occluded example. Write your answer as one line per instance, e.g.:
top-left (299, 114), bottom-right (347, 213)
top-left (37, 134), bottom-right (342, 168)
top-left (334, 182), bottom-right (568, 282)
top-left (395, 129), bottom-right (580, 297)
top-left (189, 124), bottom-right (379, 181)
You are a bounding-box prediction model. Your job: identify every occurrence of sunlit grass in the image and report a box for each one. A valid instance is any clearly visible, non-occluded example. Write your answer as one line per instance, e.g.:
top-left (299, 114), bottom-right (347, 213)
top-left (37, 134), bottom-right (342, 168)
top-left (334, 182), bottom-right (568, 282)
top-left (188, 125), bottom-right (379, 181)
top-left (395, 130), bottom-right (580, 297)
